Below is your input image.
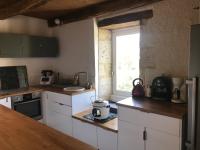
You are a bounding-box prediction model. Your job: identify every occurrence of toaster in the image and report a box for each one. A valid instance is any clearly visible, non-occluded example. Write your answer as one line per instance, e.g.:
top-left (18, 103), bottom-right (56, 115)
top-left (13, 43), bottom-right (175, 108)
top-left (151, 76), bottom-right (172, 101)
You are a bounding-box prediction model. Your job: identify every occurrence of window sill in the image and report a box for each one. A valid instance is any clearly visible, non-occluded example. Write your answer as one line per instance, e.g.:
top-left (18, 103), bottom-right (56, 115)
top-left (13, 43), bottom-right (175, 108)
top-left (110, 94), bottom-right (130, 102)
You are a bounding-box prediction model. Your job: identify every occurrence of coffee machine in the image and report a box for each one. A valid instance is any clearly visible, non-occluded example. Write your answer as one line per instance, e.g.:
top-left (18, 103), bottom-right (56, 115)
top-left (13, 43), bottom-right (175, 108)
top-left (171, 77), bottom-right (185, 103)
top-left (40, 70), bottom-right (54, 85)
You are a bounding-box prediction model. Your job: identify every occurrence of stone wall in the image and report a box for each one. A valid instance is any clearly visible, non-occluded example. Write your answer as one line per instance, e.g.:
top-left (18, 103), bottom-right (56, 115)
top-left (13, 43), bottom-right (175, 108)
top-left (98, 0), bottom-right (199, 87)
top-left (98, 29), bottom-right (112, 99)
top-left (139, 0), bottom-right (199, 85)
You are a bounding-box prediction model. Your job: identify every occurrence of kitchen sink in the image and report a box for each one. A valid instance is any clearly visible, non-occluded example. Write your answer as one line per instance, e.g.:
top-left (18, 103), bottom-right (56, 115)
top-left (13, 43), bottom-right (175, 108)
top-left (63, 87), bottom-right (85, 92)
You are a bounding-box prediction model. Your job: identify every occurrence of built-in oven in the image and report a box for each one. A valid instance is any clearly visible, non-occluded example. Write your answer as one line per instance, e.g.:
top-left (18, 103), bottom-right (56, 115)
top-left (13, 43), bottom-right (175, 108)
top-left (11, 92), bottom-right (42, 120)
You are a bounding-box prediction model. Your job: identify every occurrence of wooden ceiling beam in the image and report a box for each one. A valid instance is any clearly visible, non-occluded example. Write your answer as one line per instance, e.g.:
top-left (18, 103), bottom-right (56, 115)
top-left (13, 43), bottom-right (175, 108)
top-left (0, 0), bottom-right (48, 20)
top-left (48, 0), bottom-right (162, 27)
top-left (98, 10), bottom-right (153, 27)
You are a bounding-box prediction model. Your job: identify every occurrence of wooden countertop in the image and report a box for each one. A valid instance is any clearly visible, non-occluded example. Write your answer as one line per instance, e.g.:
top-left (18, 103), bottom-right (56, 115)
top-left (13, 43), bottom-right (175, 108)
top-left (0, 85), bottom-right (95, 99)
top-left (0, 105), bottom-right (96, 150)
top-left (72, 109), bottom-right (118, 133)
top-left (117, 97), bottom-right (187, 119)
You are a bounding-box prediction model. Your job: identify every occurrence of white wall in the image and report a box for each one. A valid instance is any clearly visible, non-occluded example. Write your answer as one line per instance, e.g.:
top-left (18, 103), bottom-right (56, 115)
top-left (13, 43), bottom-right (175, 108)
top-left (0, 16), bottom-right (55, 85)
top-left (52, 19), bottom-right (97, 85)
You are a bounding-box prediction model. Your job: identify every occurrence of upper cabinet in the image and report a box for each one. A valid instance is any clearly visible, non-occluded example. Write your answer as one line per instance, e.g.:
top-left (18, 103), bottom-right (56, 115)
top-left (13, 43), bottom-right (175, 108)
top-left (0, 33), bottom-right (59, 58)
top-left (0, 34), bottom-right (23, 57)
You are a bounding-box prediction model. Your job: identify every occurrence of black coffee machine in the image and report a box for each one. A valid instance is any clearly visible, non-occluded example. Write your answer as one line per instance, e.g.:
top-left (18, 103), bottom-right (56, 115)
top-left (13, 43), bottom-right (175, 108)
top-left (151, 76), bottom-right (172, 101)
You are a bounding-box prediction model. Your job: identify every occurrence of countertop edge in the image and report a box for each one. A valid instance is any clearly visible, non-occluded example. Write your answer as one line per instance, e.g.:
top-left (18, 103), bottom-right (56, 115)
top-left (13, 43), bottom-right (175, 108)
top-left (117, 97), bottom-right (187, 119)
top-left (117, 103), bottom-right (185, 119)
top-left (0, 86), bottom-right (95, 99)
top-left (72, 115), bottom-right (118, 133)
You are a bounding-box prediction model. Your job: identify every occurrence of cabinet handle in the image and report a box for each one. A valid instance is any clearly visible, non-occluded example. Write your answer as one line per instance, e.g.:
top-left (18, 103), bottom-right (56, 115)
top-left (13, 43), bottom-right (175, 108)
top-left (54, 101), bottom-right (65, 106)
top-left (6, 98), bottom-right (8, 102)
top-left (143, 130), bottom-right (147, 141)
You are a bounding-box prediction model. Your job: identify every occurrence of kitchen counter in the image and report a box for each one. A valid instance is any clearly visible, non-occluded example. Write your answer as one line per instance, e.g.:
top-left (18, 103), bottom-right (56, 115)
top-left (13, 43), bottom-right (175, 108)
top-left (117, 97), bottom-right (187, 119)
top-left (0, 85), bottom-right (95, 99)
top-left (72, 109), bottom-right (118, 133)
top-left (0, 105), bottom-right (96, 150)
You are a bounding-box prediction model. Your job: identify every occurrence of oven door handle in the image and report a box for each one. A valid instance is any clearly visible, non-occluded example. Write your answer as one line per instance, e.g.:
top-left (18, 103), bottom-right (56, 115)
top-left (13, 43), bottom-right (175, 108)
top-left (13, 99), bottom-right (40, 105)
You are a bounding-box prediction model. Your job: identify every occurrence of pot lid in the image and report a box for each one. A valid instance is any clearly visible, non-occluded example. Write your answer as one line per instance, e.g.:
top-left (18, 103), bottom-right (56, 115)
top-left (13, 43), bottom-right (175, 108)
top-left (93, 100), bottom-right (109, 107)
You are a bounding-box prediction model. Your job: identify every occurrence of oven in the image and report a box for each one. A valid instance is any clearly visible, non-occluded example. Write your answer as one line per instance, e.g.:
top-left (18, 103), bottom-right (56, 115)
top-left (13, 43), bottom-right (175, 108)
top-left (11, 92), bottom-right (42, 120)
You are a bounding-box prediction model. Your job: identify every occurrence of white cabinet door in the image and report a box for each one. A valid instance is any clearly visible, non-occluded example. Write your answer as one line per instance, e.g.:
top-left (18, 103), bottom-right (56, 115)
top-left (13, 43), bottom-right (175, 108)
top-left (0, 98), bottom-right (11, 108)
top-left (53, 111), bottom-right (73, 136)
top-left (73, 118), bottom-right (98, 148)
top-left (118, 120), bottom-right (145, 150)
top-left (97, 127), bottom-right (117, 150)
top-left (146, 128), bottom-right (181, 150)
top-left (45, 92), bottom-right (73, 136)
top-left (46, 107), bottom-right (73, 136)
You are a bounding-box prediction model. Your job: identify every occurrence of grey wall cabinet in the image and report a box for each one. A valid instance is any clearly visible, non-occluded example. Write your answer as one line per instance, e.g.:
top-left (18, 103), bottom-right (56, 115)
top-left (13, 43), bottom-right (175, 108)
top-left (0, 33), bottom-right (59, 58)
top-left (0, 34), bottom-right (23, 57)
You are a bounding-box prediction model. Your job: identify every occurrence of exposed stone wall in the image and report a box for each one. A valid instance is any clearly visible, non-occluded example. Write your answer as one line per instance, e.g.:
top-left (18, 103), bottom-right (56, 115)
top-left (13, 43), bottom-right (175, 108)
top-left (137, 0), bottom-right (199, 85)
top-left (98, 0), bottom-right (199, 98)
top-left (98, 29), bottom-right (112, 99)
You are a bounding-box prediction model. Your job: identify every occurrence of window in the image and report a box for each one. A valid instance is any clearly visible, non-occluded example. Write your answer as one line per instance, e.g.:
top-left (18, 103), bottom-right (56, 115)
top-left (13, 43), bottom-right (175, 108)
top-left (112, 26), bottom-right (140, 96)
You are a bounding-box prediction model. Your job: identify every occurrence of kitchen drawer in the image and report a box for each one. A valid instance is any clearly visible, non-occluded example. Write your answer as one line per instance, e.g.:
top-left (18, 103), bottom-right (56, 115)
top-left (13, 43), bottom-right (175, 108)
top-left (146, 113), bottom-right (181, 137)
top-left (118, 106), bottom-right (147, 126)
top-left (47, 92), bottom-right (71, 106)
top-left (48, 101), bottom-right (72, 117)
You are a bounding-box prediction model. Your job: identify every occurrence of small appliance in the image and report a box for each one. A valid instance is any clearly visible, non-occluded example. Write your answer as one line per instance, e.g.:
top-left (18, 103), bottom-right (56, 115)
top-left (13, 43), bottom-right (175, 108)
top-left (171, 77), bottom-right (185, 103)
top-left (132, 78), bottom-right (145, 97)
top-left (92, 99), bottom-right (110, 120)
top-left (40, 70), bottom-right (54, 85)
top-left (151, 76), bottom-right (172, 101)
top-left (11, 92), bottom-right (42, 120)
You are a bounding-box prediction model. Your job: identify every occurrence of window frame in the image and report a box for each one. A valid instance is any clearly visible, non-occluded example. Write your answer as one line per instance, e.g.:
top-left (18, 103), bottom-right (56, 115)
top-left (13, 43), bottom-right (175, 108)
top-left (112, 26), bottom-right (140, 97)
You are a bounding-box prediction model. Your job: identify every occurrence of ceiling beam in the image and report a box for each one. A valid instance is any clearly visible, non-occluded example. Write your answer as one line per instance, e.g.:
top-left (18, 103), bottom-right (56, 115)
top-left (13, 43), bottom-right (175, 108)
top-left (48, 0), bottom-right (162, 27)
top-left (0, 0), bottom-right (48, 20)
top-left (98, 10), bottom-right (153, 27)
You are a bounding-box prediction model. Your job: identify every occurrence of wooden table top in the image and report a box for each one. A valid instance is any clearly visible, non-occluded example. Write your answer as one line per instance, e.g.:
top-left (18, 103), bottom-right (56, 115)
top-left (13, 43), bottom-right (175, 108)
top-left (0, 105), bottom-right (96, 150)
top-left (72, 109), bottom-right (118, 133)
top-left (117, 97), bottom-right (187, 119)
top-left (0, 85), bottom-right (95, 99)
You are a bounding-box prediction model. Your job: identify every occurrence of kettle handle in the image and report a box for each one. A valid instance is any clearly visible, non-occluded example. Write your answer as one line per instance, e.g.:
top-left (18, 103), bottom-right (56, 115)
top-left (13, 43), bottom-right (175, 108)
top-left (133, 78), bottom-right (144, 86)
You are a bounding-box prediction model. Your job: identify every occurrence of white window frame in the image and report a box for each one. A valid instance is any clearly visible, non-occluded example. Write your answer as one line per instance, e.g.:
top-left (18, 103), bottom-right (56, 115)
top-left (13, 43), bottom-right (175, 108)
top-left (112, 26), bottom-right (140, 97)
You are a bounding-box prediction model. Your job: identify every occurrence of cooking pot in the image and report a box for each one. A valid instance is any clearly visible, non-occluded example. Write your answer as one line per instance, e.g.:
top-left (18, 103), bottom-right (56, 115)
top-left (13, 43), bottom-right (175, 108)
top-left (92, 100), bottom-right (110, 120)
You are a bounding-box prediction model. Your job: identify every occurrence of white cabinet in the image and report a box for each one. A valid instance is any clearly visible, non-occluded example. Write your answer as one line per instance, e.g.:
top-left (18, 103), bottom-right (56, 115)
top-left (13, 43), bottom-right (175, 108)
top-left (0, 97), bottom-right (11, 108)
top-left (118, 120), bottom-right (144, 150)
top-left (73, 118), bottom-right (98, 148)
top-left (97, 127), bottom-right (118, 150)
top-left (49, 110), bottom-right (72, 135)
top-left (43, 90), bottom-right (95, 136)
top-left (73, 118), bottom-right (118, 150)
top-left (146, 128), bottom-right (181, 150)
top-left (45, 92), bottom-right (73, 136)
top-left (118, 106), bottom-right (182, 150)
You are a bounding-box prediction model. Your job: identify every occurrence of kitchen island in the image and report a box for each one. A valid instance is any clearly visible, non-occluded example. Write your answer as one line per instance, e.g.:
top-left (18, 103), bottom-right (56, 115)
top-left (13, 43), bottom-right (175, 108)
top-left (0, 105), bottom-right (96, 150)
